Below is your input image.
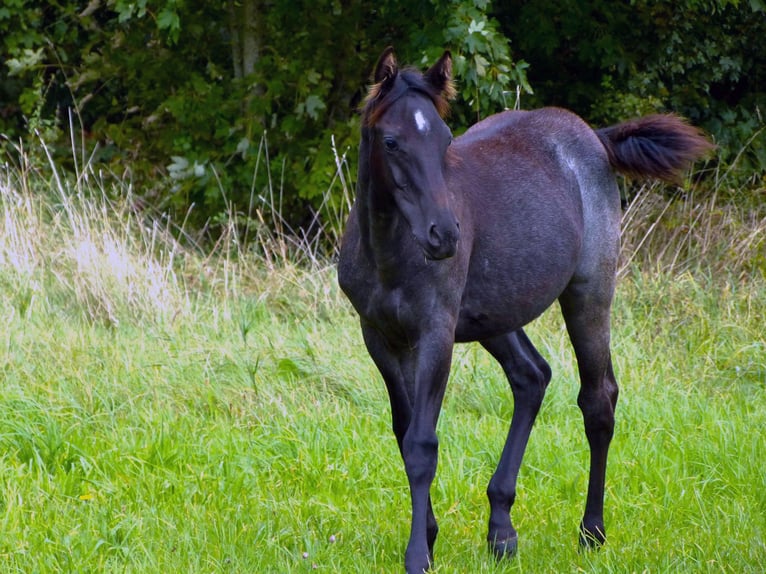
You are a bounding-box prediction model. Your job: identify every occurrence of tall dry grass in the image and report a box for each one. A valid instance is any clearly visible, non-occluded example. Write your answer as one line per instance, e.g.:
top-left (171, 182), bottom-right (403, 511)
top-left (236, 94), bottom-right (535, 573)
top-left (0, 133), bottom-right (354, 326)
top-left (1, 140), bottom-right (190, 326)
top-left (1, 128), bottom-right (764, 330)
top-left (237, 133), bottom-right (354, 269)
top-left (619, 174), bottom-right (765, 281)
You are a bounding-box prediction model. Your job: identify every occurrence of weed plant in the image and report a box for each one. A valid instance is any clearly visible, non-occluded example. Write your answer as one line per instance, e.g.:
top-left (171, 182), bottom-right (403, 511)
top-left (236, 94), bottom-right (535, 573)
top-left (0, 137), bottom-right (764, 572)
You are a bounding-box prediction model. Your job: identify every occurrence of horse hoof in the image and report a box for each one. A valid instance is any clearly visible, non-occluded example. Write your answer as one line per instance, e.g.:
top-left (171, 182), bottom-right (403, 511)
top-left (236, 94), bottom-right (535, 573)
top-left (578, 526), bottom-right (606, 549)
top-left (489, 534), bottom-right (518, 560)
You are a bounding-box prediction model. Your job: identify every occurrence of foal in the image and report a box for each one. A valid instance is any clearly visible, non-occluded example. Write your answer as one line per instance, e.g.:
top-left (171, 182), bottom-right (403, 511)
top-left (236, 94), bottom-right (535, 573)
top-left (338, 47), bottom-right (713, 573)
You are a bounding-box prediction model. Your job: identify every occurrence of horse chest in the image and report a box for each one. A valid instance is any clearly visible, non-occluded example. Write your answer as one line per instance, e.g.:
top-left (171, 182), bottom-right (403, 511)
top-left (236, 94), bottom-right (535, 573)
top-left (355, 283), bottom-right (419, 339)
top-left (341, 243), bottom-right (445, 343)
top-left (340, 259), bottom-right (437, 345)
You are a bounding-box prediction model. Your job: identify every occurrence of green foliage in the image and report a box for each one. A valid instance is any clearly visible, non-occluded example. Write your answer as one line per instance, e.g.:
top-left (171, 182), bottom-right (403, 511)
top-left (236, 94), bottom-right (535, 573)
top-left (0, 1), bottom-right (530, 233)
top-left (443, 0), bottom-right (532, 124)
top-left (495, 0), bottom-right (766, 180)
top-left (0, 0), bottom-right (763, 237)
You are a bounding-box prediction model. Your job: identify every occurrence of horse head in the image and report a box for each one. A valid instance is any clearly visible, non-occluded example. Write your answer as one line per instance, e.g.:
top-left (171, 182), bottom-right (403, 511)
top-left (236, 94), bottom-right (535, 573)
top-left (362, 47), bottom-right (460, 261)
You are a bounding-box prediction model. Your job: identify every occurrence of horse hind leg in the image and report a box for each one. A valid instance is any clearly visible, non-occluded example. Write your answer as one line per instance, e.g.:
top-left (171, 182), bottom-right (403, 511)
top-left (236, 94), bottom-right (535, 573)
top-left (559, 281), bottom-right (619, 548)
top-left (481, 329), bottom-right (552, 559)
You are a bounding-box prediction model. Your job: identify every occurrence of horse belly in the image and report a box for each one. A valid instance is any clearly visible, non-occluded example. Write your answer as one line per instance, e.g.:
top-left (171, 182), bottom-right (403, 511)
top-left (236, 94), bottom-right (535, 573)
top-left (455, 288), bottom-right (562, 342)
top-left (454, 237), bottom-right (580, 342)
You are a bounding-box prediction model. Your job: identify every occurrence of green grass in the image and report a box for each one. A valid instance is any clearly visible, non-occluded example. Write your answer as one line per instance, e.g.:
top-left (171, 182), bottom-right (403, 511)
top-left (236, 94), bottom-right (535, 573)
top-left (1, 269), bottom-right (764, 572)
top-left (1, 147), bottom-right (765, 571)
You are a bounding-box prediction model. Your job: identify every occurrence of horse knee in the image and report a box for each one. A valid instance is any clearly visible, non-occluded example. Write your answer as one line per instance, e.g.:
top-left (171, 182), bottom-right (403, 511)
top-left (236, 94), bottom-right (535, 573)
top-left (402, 433), bottom-right (439, 484)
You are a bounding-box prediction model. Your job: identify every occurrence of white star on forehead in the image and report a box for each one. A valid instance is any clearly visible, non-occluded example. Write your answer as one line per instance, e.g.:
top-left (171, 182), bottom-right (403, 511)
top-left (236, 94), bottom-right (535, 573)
top-left (414, 109), bottom-right (430, 134)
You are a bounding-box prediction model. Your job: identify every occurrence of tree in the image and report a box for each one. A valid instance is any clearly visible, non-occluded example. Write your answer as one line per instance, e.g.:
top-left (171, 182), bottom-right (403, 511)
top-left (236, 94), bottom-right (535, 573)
top-left (2, 0), bottom-right (529, 234)
top-left (2, 0), bottom-right (761, 241)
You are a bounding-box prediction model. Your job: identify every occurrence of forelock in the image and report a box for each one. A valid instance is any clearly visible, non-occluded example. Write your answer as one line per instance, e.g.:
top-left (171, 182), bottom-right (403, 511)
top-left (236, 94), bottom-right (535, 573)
top-left (362, 68), bottom-right (451, 127)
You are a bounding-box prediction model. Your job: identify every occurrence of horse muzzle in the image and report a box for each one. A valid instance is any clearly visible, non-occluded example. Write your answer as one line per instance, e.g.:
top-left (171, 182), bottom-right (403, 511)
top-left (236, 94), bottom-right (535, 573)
top-left (423, 218), bottom-right (460, 260)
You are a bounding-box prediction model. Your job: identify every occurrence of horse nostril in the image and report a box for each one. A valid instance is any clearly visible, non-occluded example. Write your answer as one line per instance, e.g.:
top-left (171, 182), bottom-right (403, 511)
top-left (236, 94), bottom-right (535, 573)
top-left (423, 220), bottom-right (459, 260)
top-left (428, 220), bottom-right (460, 245)
top-left (428, 223), bottom-right (442, 246)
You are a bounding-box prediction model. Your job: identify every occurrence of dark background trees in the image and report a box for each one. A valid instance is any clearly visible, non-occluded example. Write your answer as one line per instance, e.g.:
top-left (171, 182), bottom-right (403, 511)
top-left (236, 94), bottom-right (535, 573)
top-left (1, 0), bottom-right (764, 235)
top-left (495, 0), bottom-right (766, 177)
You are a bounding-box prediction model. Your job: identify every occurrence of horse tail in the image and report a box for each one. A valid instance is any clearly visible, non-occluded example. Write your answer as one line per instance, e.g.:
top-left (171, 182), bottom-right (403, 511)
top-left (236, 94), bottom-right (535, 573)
top-left (595, 114), bottom-right (714, 183)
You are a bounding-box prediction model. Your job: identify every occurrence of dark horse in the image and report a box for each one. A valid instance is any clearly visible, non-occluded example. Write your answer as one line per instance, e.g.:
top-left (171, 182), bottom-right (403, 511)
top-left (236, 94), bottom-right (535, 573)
top-left (338, 48), bottom-right (713, 573)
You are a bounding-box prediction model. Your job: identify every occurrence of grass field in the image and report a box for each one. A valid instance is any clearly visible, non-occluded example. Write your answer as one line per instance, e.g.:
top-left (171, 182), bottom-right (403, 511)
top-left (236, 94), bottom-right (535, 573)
top-left (1, 148), bottom-right (764, 572)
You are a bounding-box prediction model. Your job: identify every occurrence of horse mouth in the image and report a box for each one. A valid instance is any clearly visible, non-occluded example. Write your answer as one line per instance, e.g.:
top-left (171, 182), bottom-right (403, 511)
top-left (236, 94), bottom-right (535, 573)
top-left (423, 238), bottom-right (459, 260)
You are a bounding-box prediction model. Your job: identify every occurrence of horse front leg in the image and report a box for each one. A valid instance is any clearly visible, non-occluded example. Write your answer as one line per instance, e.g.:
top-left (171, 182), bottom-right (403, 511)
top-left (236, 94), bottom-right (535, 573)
top-left (401, 328), bottom-right (455, 574)
top-left (361, 325), bottom-right (440, 566)
top-left (481, 329), bottom-right (552, 559)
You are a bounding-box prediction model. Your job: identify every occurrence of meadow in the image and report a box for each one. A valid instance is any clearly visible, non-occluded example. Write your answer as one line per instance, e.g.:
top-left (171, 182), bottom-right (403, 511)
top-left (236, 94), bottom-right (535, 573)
top-left (0, 141), bottom-right (764, 572)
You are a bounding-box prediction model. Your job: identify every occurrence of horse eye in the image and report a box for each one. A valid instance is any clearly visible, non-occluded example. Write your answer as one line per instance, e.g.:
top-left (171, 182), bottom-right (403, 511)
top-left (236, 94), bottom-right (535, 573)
top-left (383, 136), bottom-right (399, 151)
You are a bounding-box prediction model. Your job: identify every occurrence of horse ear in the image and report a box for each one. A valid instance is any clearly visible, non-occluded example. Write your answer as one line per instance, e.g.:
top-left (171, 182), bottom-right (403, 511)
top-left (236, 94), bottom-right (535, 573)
top-left (373, 46), bottom-right (398, 87)
top-left (425, 50), bottom-right (456, 100)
